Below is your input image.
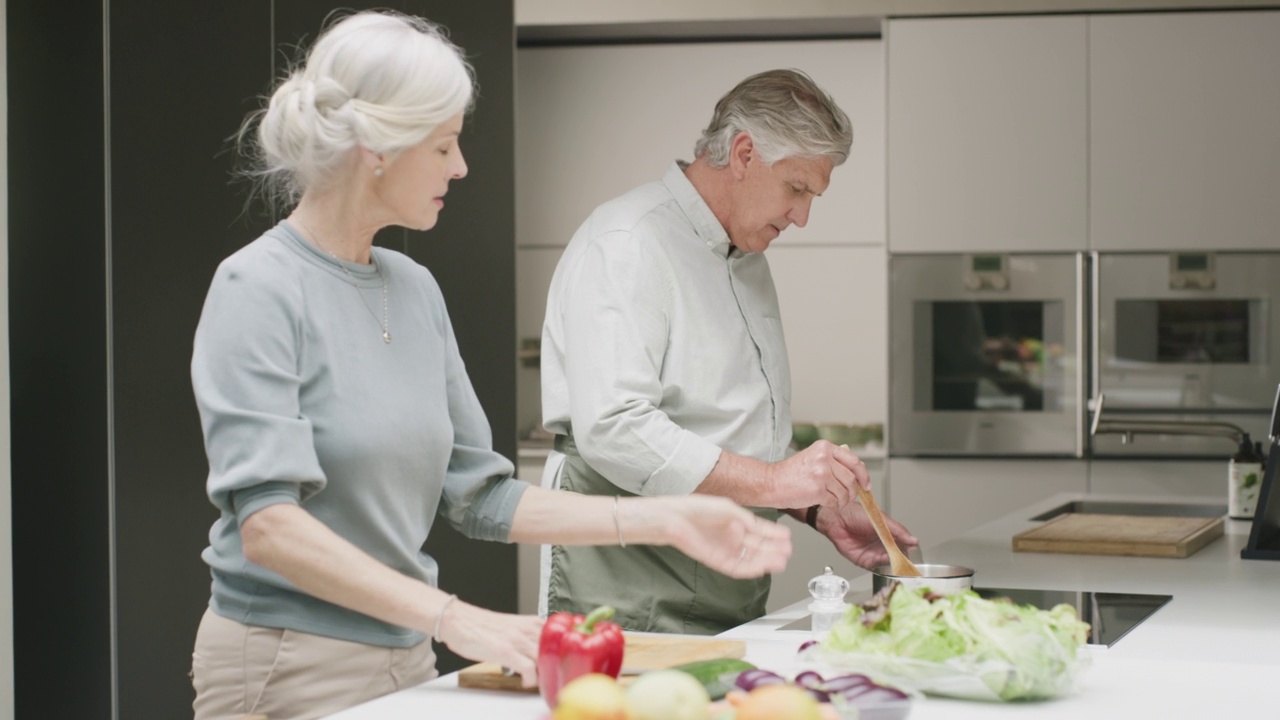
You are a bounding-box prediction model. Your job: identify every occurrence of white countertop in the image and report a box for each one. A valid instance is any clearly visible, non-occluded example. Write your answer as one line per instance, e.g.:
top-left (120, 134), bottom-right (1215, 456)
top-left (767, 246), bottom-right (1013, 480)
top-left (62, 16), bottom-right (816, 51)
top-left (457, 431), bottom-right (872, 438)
top-left (327, 492), bottom-right (1280, 719)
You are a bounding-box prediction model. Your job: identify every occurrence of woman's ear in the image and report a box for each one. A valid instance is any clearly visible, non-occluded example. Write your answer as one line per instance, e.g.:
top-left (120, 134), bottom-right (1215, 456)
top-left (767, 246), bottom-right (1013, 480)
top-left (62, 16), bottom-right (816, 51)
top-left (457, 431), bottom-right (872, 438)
top-left (358, 146), bottom-right (385, 176)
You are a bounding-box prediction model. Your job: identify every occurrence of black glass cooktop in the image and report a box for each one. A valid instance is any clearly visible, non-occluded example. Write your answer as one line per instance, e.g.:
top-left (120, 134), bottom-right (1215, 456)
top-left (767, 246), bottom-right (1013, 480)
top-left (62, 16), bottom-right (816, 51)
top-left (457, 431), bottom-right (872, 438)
top-left (779, 587), bottom-right (1172, 647)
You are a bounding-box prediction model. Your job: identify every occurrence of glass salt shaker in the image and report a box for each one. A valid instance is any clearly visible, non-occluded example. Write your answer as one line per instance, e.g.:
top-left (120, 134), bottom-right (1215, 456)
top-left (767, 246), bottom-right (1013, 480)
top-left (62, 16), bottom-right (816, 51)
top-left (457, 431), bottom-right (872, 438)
top-left (808, 566), bottom-right (850, 640)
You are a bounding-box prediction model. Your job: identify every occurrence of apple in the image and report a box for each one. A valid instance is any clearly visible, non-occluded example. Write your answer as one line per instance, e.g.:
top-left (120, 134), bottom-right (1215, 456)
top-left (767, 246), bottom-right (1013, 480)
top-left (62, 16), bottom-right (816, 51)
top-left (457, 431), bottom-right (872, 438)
top-left (552, 673), bottom-right (630, 720)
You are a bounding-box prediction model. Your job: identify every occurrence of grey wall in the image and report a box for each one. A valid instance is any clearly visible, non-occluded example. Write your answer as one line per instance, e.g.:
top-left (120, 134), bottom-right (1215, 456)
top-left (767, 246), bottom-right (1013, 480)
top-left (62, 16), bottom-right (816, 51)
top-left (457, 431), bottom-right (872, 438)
top-left (7, 1), bottom-right (516, 718)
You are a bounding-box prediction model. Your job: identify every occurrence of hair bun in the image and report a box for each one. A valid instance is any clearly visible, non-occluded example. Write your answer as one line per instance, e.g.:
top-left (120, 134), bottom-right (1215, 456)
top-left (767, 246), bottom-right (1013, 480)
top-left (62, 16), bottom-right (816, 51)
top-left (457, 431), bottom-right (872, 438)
top-left (307, 77), bottom-right (353, 114)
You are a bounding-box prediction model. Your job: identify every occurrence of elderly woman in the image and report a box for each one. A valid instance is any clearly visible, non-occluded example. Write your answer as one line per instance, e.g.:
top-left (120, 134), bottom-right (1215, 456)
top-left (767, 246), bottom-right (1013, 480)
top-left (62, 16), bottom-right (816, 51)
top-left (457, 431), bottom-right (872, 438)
top-left (188, 10), bottom-right (792, 720)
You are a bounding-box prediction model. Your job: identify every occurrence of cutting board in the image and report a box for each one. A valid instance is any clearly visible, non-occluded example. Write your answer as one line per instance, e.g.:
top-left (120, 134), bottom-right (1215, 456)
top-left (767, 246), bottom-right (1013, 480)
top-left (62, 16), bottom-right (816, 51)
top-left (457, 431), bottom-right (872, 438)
top-left (456, 633), bottom-right (747, 693)
top-left (1012, 513), bottom-right (1224, 558)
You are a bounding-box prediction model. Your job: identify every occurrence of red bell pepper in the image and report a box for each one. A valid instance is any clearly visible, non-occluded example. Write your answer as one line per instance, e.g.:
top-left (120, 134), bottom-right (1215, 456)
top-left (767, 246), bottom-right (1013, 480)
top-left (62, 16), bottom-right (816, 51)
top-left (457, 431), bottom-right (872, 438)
top-left (537, 605), bottom-right (625, 708)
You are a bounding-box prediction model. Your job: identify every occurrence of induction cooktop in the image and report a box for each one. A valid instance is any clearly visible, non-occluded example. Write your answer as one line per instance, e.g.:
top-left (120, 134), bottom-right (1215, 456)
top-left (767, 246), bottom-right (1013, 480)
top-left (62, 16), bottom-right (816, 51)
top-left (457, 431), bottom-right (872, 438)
top-left (778, 587), bottom-right (1172, 647)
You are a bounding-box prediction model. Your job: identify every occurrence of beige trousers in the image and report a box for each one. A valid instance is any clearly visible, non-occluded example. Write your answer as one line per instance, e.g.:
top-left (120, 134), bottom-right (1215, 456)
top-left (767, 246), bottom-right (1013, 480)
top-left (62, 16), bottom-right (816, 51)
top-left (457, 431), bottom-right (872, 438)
top-left (191, 608), bottom-right (438, 720)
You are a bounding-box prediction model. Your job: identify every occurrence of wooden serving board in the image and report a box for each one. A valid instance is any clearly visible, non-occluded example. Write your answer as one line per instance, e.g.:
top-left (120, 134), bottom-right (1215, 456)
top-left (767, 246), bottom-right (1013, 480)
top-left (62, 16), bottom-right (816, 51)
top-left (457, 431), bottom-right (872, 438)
top-left (1012, 513), bottom-right (1224, 558)
top-left (457, 633), bottom-right (746, 693)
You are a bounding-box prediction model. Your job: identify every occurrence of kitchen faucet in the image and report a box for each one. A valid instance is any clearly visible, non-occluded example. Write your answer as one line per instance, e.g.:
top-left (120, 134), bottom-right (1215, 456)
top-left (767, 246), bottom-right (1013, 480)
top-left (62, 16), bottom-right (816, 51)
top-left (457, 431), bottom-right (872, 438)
top-left (1089, 393), bottom-right (1248, 447)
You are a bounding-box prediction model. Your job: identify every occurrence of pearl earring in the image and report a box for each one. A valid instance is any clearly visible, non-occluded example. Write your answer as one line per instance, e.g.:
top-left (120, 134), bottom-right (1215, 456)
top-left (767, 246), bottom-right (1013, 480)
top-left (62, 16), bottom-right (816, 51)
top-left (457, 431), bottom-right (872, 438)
top-left (373, 167), bottom-right (384, 177)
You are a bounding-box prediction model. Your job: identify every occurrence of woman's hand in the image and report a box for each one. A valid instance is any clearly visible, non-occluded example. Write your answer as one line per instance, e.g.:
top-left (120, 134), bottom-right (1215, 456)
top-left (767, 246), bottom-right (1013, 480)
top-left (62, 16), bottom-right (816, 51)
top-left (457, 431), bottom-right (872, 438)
top-left (636, 495), bottom-right (793, 578)
top-left (436, 602), bottom-right (543, 688)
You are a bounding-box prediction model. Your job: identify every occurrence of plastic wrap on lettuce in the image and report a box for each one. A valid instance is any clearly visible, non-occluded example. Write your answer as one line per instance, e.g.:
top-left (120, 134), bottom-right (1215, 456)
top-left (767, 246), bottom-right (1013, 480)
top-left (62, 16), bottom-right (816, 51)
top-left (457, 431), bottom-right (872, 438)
top-left (799, 582), bottom-right (1092, 702)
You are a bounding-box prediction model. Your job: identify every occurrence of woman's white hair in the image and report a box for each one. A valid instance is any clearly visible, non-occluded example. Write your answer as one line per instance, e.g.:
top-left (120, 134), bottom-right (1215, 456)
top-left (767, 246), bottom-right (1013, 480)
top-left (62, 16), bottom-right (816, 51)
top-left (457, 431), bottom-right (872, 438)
top-left (693, 69), bottom-right (852, 168)
top-left (237, 10), bottom-right (475, 210)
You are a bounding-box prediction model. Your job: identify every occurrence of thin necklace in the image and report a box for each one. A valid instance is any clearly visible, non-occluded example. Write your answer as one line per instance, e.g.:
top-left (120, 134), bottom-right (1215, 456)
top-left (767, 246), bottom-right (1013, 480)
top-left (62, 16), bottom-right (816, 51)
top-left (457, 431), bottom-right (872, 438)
top-left (301, 221), bottom-right (391, 344)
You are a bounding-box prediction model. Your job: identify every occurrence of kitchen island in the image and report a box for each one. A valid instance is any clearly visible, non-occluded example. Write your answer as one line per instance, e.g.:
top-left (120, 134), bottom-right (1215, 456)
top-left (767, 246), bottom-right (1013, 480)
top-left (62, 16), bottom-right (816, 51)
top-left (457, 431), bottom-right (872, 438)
top-left (326, 492), bottom-right (1279, 719)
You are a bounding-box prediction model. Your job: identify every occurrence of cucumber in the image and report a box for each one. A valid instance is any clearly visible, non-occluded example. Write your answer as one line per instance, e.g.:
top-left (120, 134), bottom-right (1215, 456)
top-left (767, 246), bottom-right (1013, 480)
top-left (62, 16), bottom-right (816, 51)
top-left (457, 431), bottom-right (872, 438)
top-left (669, 658), bottom-right (757, 700)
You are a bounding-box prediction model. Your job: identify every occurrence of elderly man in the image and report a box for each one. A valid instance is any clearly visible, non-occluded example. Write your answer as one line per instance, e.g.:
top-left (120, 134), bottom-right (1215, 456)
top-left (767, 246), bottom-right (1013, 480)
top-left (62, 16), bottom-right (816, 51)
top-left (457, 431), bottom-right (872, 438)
top-left (540, 69), bottom-right (917, 634)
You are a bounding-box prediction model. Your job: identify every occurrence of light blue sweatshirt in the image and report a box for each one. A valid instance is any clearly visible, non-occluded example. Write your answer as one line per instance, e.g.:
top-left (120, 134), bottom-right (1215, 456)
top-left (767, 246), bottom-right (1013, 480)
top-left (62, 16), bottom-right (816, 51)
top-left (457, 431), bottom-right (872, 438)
top-left (192, 221), bottom-right (527, 647)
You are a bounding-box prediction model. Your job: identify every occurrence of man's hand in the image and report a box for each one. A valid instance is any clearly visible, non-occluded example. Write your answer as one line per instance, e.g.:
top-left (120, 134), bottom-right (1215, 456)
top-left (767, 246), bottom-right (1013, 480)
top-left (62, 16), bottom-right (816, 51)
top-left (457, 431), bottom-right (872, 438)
top-left (762, 440), bottom-right (870, 509)
top-left (814, 500), bottom-right (919, 571)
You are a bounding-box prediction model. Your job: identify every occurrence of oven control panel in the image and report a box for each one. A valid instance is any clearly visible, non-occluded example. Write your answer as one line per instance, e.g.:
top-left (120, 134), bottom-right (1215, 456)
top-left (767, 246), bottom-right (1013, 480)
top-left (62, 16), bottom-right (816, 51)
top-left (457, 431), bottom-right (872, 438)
top-left (963, 253), bottom-right (1010, 291)
top-left (1169, 252), bottom-right (1216, 290)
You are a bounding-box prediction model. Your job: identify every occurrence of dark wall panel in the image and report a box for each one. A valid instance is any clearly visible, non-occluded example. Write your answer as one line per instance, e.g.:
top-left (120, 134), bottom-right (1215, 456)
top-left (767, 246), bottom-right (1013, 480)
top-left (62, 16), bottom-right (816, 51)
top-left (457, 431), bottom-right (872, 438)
top-left (108, 3), bottom-right (271, 718)
top-left (8, 0), bottom-right (112, 717)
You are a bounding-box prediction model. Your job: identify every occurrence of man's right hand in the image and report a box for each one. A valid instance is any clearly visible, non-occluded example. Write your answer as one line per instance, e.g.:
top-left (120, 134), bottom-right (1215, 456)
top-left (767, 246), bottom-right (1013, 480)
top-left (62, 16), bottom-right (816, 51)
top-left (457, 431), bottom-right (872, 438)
top-left (696, 440), bottom-right (870, 509)
top-left (762, 440), bottom-right (868, 509)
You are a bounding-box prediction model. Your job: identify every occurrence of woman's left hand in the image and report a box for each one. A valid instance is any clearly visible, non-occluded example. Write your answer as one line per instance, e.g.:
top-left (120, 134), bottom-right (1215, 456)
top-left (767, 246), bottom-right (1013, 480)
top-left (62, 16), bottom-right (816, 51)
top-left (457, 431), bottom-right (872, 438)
top-left (643, 496), bottom-right (793, 578)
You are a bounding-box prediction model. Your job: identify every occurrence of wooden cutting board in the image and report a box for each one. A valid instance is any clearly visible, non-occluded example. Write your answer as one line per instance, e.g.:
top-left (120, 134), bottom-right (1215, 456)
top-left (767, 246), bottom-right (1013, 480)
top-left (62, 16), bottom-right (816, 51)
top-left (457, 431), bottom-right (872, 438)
top-left (456, 633), bottom-right (746, 693)
top-left (1012, 513), bottom-right (1224, 558)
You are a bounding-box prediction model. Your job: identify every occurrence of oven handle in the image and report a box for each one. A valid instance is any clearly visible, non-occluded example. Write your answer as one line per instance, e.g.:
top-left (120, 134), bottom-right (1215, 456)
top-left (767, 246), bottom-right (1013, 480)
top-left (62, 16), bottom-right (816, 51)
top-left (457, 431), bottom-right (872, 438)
top-left (1084, 251), bottom-right (1100, 458)
top-left (1076, 252), bottom-right (1091, 459)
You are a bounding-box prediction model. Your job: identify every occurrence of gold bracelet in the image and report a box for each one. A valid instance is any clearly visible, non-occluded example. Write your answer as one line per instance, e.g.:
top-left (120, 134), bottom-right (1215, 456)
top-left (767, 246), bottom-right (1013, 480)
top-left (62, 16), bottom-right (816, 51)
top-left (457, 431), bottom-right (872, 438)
top-left (613, 496), bottom-right (626, 548)
top-left (433, 593), bottom-right (458, 644)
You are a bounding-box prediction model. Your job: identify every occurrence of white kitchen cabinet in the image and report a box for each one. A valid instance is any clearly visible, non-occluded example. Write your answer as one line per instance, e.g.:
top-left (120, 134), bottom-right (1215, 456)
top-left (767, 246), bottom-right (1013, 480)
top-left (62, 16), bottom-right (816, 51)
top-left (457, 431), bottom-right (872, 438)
top-left (768, 245), bottom-right (887, 428)
top-left (886, 16), bottom-right (1088, 253)
top-left (1088, 460), bottom-right (1227, 502)
top-left (515, 246), bottom-right (564, 438)
top-left (1090, 11), bottom-right (1280, 252)
top-left (887, 458), bottom-right (1088, 549)
top-left (516, 39), bottom-right (884, 249)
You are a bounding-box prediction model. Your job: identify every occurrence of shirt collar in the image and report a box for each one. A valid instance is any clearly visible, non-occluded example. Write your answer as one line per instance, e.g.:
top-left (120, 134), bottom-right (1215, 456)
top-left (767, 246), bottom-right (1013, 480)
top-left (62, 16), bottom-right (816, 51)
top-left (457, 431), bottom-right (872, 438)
top-left (663, 161), bottom-right (737, 258)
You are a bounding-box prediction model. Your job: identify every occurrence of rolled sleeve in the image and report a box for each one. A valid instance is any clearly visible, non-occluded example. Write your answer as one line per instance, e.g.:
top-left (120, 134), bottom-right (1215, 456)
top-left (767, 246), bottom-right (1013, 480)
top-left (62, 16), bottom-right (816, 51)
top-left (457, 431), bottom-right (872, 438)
top-left (230, 481), bottom-right (302, 527)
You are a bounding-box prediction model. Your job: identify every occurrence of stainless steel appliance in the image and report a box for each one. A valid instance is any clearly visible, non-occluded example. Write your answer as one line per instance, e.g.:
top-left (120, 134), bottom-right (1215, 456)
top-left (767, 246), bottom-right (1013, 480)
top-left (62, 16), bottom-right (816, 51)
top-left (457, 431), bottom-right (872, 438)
top-left (1091, 252), bottom-right (1280, 457)
top-left (889, 253), bottom-right (1086, 457)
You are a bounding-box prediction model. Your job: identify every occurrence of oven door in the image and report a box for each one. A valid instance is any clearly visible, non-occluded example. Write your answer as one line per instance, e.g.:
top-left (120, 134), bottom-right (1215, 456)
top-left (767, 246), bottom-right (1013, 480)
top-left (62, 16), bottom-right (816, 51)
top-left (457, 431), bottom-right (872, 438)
top-left (889, 253), bottom-right (1086, 457)
top-left (1093, 251), bottom-right (1279, 457)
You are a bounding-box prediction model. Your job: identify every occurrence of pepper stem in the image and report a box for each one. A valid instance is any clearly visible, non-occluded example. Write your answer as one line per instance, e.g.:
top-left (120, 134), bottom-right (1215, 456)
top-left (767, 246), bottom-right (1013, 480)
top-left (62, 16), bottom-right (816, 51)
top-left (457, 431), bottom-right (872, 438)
top-left (575, 605), bottom-right (616, 634)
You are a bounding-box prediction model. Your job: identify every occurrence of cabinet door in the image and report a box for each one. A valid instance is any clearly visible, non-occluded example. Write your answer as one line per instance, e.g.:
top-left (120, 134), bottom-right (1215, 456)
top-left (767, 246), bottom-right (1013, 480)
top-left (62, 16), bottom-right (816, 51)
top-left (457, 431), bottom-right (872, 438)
top-left (769, 245), bottom-right (887, 429)
top-left (1090, 12), bottom-right (1280, 252)
top-left (887, 459), bottom-right (1088, 548)
top-left (887, 16), bottom-right (1088, 253)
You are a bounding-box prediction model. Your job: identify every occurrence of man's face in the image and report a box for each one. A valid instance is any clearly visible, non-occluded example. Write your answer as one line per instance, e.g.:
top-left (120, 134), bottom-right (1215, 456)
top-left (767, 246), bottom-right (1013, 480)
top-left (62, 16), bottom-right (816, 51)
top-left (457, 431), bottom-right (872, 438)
top-left (726, 150), bottom-right (833, 254)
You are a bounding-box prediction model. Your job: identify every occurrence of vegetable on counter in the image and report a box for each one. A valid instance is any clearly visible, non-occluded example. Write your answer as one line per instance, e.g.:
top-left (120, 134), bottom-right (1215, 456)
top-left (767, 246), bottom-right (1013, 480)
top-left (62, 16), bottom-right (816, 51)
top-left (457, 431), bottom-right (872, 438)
top-left (668, 657), bottom-right (757, 700)
top-left (624, 669), bottom-right (710, 720)
top-left (538, 606), bottom-right (625, 708)
top-left (550, 673), bottom-right (629, 720)
top-left (734, 668), bottom-right (911, 720)
top-left (810, 582), bottom-right (1091, 701)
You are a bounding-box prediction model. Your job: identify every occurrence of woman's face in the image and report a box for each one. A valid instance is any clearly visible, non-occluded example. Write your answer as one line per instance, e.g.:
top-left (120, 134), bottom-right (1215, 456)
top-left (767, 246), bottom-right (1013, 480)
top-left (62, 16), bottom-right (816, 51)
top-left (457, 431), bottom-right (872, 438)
top-left (375, 112), bottom-right (468, 231)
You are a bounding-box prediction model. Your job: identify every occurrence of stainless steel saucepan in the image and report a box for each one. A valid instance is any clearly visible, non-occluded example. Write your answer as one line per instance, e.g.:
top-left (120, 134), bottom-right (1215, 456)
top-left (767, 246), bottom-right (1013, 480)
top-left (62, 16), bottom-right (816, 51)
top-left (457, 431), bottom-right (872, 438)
top-left (871, 563), bottom-right (975, 595)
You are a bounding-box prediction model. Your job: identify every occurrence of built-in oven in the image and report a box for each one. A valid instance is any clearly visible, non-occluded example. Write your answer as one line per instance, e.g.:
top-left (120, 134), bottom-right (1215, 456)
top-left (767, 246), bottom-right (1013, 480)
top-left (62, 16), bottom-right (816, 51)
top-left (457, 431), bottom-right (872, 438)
top-left (889, 253), bottom-right (1087, 457)
top-left (1091, 251), bottom-right (1280, 457)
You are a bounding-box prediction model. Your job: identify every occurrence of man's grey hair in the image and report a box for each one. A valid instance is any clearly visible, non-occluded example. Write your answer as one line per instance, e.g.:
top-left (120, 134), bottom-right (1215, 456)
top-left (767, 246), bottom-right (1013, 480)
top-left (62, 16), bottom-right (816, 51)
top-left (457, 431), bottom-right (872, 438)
top-left (693, 69), bottom-right (853, 168)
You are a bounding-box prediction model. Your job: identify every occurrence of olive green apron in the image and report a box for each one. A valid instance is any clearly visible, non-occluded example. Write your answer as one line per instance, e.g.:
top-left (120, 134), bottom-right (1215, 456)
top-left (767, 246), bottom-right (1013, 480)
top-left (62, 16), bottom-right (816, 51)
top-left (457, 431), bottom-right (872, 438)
top-left (546, 434), bottom-right (777, 635)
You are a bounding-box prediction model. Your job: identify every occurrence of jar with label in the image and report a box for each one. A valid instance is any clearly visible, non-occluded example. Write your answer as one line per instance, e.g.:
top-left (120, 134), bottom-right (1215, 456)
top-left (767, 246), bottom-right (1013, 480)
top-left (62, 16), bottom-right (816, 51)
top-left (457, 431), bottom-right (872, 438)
top-left (1229, 434), bottom-right (1264, 520)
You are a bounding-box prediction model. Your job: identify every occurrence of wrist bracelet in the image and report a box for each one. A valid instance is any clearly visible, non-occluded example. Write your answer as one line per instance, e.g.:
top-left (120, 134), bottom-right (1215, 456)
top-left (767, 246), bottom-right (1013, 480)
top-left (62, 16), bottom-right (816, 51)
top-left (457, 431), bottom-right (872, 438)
top-left (805, 504), bottom-right (821, 529)
top-left (613, 495), bottom-right (626, 547)
top-left (433, 593), bottom-right (458, 644)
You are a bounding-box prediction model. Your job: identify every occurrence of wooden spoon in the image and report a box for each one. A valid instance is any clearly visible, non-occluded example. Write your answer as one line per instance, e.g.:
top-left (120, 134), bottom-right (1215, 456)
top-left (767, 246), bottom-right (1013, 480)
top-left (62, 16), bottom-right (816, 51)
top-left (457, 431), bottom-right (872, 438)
top-left (855, 484), bottom-right (922, 577)
top-left (840, 445), bottom-right (921, 577)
